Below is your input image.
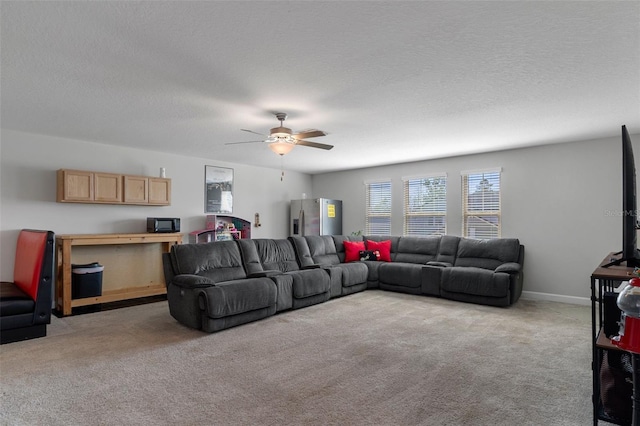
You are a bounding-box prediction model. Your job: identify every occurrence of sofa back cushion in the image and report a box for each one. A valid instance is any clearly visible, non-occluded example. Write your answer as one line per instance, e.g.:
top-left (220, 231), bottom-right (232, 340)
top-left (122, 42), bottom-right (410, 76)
top-left (304, 235), bottom-right (341, 265)
top-left (8, 229), bottom-right (55, 327)
top-left (289, 236), bottom-right (314, 268)
top-left (364, 236), bottom-right (401, 261)
top-left (365, 239), bottom-right (392, 262)
top-left (394, 236), bottom-right (440, 264)
top-left (252, 239), bottom-right (301, 272)
top-left (171, 241), bottom-right (247, 282)
top-left (332, 235), bottom-right (363, 263)
top-left (236, 239), bottom-right (264, 275)
top-left (454, 238), bottom-right (521, 270)
top-left (343, 240), bottom-right (366, 262)
top-left (13, 230), bottom-right (51, 301)
top-left (436, 235), bottom-right (460, 264)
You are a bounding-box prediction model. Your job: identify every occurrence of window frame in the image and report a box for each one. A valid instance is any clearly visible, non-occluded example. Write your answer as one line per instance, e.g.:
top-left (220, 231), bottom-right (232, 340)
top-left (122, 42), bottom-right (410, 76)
top-left (364, 179), bottom-right (392, 235)
top-left (461, 168), bottom-right (502, 239)
top-left (402, 174), bottom-right (447, 236)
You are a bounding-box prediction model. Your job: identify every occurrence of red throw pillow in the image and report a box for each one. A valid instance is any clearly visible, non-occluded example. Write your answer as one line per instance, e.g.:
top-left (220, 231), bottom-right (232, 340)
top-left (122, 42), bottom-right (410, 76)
top-left (366, 239), bottom-right (392, 262)
top-left (344, 240), bottom-right (365, 262)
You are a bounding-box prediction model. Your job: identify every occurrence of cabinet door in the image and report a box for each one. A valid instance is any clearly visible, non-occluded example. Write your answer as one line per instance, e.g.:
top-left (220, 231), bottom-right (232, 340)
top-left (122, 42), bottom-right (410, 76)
top-left (57, 170), bottom-right (94, 202)
top-left (123, 176), bottom-right (149, 204)
top-left (148, 178), bottom-right (171, 205)
top-left (94, 172), bottom-right (122, 203)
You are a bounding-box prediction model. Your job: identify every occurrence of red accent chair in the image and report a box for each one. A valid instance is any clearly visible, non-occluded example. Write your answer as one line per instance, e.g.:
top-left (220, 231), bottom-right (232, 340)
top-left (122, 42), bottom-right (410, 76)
top-left (0, 229), bottom-right (55, 344)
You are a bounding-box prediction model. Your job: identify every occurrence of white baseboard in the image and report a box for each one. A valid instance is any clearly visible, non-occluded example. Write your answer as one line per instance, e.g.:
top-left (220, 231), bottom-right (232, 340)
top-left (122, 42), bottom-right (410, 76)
top-left (521, 291), bottom-right (591, 306)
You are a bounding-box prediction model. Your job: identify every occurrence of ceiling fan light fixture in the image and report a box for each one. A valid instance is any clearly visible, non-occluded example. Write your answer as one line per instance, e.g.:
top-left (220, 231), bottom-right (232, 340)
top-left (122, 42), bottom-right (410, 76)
top-left (269, 141), bottom-right (295, 156)
top-left (225, 111), bottom-right (332, 152)
top-left (267, 135), bottom-right (295, 144)
top-left (270, 126), bottom-right (292, 138)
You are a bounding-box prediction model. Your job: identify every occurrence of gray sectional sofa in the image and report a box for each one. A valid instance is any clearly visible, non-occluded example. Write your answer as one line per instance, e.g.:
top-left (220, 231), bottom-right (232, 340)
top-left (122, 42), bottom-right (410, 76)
top-left (164, 235), bottom-right (524, 332)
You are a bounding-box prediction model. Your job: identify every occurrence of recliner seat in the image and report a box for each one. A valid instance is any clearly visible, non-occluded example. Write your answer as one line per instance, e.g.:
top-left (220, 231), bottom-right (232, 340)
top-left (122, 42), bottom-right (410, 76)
top-left (166, 240), bottom-right (277, 332)
top-left (290, 235), bottom-right (369, 297)
top-left (237, 238), bottom-right (331, 311)
top-left (433, 237), bottom-right (524, 306)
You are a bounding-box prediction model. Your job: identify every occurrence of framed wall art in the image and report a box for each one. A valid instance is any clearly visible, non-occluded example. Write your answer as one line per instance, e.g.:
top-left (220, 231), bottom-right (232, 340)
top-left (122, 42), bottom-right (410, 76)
top-left (205, 165), bottom-right (233, 214)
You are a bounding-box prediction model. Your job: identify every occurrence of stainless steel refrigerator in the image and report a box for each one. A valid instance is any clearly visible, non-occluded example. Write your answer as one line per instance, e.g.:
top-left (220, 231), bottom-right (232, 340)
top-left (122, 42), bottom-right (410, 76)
top-left (290, 198), bottom-right (342, 236)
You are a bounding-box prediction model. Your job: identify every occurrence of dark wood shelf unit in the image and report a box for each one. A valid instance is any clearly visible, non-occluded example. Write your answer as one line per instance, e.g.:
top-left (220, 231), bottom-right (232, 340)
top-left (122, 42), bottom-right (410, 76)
top-left (591, 252), bottom-right (633, 426)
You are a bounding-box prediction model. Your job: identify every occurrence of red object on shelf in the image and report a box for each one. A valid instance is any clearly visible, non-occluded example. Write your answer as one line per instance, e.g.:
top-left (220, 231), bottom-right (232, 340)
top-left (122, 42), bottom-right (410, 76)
top-left (612, 277), bottom-right (640, 354)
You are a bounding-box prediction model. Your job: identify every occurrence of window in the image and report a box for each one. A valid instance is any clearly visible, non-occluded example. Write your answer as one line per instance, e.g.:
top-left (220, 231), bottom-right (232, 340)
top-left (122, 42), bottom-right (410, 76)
top-left (462, 169), bottom-right (501, 239)
top-left (365, 180), bottom-right (392, 235)
top-left (403, 175), bottom-right (447, 236)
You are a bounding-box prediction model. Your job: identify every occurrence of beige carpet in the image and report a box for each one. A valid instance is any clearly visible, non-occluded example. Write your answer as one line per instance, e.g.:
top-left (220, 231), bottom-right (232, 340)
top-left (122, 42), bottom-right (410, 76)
top-left (1, 291), bottom-right (600, 425)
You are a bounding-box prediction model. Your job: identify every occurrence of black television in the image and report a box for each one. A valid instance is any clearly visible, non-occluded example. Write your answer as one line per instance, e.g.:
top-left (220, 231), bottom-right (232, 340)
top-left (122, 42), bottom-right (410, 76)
top-left (604, 125), bottom-right (640, 268)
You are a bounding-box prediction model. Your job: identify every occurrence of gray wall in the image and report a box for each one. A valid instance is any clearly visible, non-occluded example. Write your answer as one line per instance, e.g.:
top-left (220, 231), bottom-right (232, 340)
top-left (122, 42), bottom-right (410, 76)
top-left (2, 128), bottom-right (637, 304)
top-left (312, 135), bottom-right (636, 304)
top-left (0, 129), bottom-right (312, 278)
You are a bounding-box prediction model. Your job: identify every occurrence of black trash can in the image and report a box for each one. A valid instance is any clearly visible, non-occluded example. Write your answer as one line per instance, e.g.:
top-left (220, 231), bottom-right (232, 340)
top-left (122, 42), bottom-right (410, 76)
top-left (71, 262), bottom-right (104, 299)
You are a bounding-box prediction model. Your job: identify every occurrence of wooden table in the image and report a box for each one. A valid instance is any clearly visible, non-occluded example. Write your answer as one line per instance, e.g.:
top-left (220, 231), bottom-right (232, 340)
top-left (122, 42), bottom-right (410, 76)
top-left (55, 233), bottom-right (182, 316)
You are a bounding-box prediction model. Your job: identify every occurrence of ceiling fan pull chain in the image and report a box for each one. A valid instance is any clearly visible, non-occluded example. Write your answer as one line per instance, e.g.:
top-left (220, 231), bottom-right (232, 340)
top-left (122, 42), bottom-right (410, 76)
top-left (280, 155), bottom-right (285, 181)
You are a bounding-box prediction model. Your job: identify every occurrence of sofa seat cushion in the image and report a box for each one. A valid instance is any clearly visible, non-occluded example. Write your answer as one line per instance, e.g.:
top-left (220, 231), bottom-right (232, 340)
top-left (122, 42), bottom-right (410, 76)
top-left (337, 262), bottom-right (369, 287)
top-left (378, 263), bottom-right (423, 288)
top-left (441, 267), bottom-right (510, 298)
top-left (0, 282), bottom-right (34, 317)
top-left (363, 261), bottom-right (382, 282)
top-left (199, 278), bottom-right (277, 319)
top-left (287, 269), bottom-right (330, 299)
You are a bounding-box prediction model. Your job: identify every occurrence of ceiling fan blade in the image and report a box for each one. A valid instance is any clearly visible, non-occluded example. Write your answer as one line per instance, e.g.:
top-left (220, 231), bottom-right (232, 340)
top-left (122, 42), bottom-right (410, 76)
top-left (225, 140), bottom-right (264, 145)
top-left (241, 129), bottom-right (268, 137)
top-left (296, 140), bottom-right (334, 150)
top-left (293, 129), bottom-right (327, 139)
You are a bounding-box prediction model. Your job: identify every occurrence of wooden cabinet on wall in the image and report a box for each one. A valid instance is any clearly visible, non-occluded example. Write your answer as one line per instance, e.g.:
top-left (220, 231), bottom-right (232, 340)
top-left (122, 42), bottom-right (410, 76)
top-left (148, 178), bottom-right (171, 205)
top-left (123, 176), bottom-right (171, 205)
top-left (57, 169), bottom-right (171, 206)
top-left (95, 172), bottom-right (123, 203)
top-left (123, 175), bottom-right (148, 204)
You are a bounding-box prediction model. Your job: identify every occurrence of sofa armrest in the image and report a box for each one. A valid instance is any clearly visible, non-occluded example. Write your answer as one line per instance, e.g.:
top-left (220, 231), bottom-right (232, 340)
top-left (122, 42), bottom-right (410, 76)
top-left (171, 274), bottom-right (216, 289)
top-left (421, 264), bottom-right (443, 296)
top-left (248, 270), bottom-right (281, 278)
top-left (302, 264), bottom-right (322, 269)
top-left (495, 262), bottom-right (521, 273)
top-left (426, 261), bottom-right (452, 268)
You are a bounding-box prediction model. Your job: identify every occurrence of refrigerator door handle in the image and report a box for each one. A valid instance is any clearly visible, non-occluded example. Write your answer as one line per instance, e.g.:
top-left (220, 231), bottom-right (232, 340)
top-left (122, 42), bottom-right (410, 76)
top-left (300, 209), bottom-right (305, 236)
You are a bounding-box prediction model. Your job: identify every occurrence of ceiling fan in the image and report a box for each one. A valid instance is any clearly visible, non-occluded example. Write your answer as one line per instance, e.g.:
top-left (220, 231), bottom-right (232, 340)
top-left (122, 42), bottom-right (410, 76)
top-left (225, 112), bottom-right (333, 155)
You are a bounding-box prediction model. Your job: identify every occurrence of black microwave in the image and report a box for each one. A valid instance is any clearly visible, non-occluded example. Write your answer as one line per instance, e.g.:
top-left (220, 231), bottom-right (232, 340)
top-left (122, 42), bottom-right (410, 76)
top-left (147, 217), bottom-right (180, 233)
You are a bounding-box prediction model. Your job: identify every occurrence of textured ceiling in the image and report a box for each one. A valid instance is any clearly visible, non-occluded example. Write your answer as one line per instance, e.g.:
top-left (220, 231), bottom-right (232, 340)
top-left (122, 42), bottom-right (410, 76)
top-left (1, 1), bottom-right (639, 174)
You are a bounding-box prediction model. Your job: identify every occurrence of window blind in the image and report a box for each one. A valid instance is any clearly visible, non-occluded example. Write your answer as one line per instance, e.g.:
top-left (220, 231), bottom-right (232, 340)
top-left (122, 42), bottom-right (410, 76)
top-left (365, 180), bottom-right (392, 235)
top-left (462, 170), bottom-right (501, 239)
top-left (403, 175), bottom-right (447, 236)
